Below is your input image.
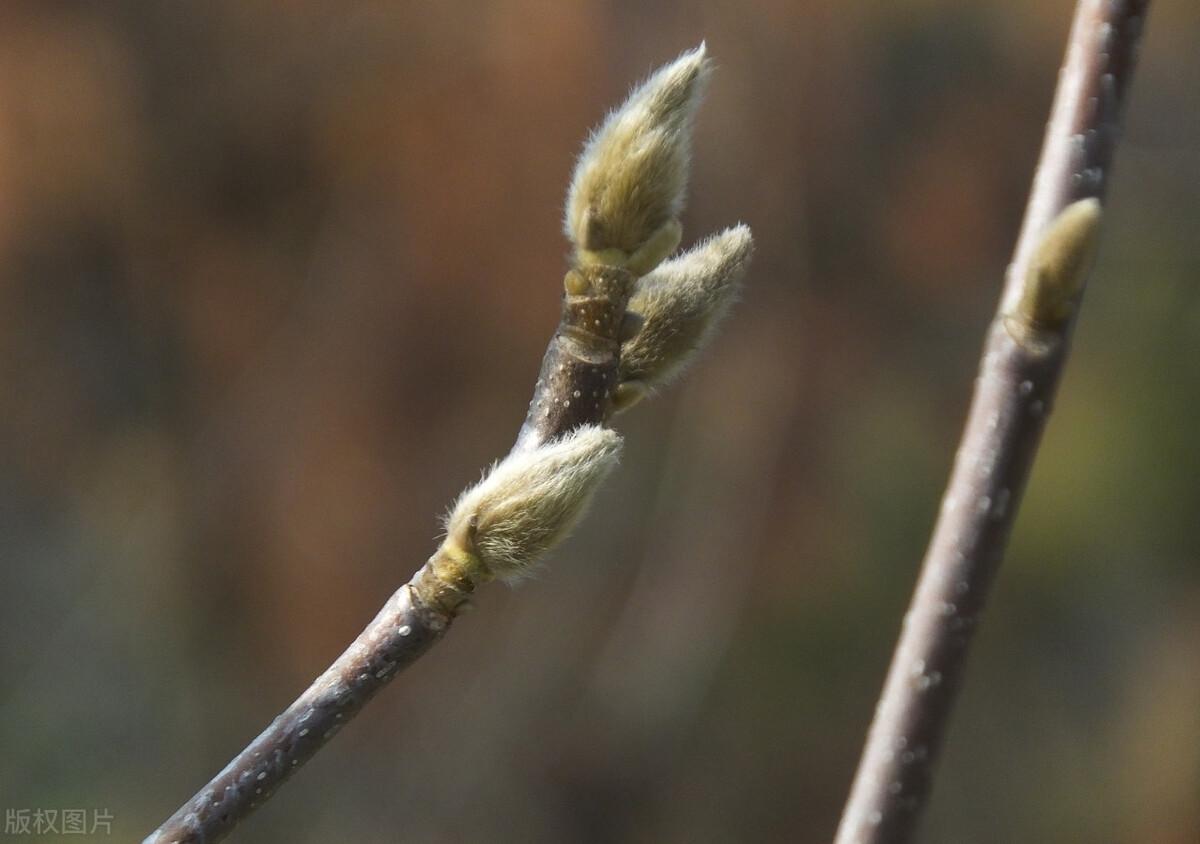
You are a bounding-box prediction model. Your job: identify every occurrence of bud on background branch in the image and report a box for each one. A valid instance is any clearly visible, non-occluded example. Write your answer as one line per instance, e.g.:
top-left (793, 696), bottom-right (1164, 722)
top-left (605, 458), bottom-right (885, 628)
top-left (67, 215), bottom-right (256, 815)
top-left (1007, 198), bottom-right (1103, 346)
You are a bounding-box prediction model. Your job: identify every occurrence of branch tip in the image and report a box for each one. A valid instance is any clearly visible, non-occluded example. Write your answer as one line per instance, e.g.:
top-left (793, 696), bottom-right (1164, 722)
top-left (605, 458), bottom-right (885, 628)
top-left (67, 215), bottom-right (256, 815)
top-left (565, 44), bottom-right (712, 268)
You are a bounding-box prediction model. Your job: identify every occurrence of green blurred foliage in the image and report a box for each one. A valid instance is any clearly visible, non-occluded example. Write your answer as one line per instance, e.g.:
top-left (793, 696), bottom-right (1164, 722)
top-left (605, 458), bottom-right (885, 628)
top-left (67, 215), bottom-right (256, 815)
top-left (0, 1), bottom-right (1197, 841)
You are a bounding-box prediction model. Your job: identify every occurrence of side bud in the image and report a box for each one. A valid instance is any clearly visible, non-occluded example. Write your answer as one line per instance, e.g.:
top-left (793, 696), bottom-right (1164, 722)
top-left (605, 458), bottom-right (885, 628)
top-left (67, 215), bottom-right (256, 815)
top-left (564, 44), bottom-right (711, 270)
top-left (1007, 198), bottom-right (1103, 345)
top-left (443, 426), bottom-right (622, 582)
top-left (614, 225), bottom-right (753, 411)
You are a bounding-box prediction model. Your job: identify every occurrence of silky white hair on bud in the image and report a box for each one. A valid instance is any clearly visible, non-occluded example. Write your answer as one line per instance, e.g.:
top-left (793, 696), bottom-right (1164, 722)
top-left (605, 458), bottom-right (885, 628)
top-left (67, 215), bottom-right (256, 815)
top-left (615, 225), bottom-right (753, 410)
top-left (565, 44), bottom-right (712, 265)
top-left (444, 426), bottom-right (622, 581)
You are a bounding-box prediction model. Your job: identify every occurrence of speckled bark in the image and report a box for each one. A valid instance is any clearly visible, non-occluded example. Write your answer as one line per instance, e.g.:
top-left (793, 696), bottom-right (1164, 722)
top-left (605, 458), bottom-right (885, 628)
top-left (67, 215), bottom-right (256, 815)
top-left (145, 587), bottom-right (447, 844)
top-left (146, 264), bottom-right (638, 844)
top-left (515, 265), bottom-right (634, 450)
top-left (835, 3), bottom-right (1150, 843)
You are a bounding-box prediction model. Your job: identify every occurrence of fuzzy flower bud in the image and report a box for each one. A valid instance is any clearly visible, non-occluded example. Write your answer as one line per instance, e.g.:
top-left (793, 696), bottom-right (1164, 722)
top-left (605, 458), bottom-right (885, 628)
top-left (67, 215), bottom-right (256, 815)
top-left (1011, 198), bottom-right (1102, 339)
top-left (443, 426), bottom-right (622, 582)
top-left (565, 44), bottom-right (712, 270)
top-left (614, 225), bottom-right (753, 410)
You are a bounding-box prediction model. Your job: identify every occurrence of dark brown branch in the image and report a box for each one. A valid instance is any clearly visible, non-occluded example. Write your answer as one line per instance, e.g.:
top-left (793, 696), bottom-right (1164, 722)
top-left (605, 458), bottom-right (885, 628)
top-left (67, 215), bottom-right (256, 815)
top-left (145, 588), bottom-right (446, 844)
top-left (515, 265), bottom-right (634, 451)
top-left (835, 3), bottom-right (1150, 843)
top-left (145, 265), bottom-right (635, 844)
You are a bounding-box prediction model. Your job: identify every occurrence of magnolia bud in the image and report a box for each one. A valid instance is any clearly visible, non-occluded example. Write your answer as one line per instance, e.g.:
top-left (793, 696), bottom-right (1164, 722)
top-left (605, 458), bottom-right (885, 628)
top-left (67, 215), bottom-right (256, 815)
top-left (615, 225), bottom-right (753, 410)
top-left (1011, 198), bottom-right (1102, 338)
top-left (443, 426), bottom-right (622, 581)
top-left (564, 44), bottom-right (711, 270)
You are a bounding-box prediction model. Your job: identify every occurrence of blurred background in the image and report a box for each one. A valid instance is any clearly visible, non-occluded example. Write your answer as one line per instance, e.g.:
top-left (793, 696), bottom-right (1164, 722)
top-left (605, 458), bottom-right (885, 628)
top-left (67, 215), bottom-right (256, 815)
top-left (1, 1), bottom-right (1197, 841)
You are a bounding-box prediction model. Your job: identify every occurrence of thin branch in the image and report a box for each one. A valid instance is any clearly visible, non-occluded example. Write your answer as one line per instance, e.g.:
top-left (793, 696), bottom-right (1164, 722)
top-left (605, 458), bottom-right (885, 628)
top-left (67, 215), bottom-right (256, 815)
top-left (143, 268), bottom-right (632, 844)
top-left (147, 45), bottom-right (752, 844)
top-left (835, 3), bottom-right (1150, 843)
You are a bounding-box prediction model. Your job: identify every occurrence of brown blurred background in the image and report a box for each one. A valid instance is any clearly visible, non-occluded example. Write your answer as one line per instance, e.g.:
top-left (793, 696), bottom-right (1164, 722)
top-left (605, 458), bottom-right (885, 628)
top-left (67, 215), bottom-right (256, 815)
top-left (1, 1), bottom-right (1198, 841)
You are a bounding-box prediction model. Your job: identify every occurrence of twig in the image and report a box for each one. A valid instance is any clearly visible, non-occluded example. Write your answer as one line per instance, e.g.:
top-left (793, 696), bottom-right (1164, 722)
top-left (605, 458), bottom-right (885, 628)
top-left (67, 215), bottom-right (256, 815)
top-left (143, 272), bottom-right (632, 844)
top-left (835, 3), bottom-right (1150, 842)
top-left (147, 45), bottom-right (753, 844)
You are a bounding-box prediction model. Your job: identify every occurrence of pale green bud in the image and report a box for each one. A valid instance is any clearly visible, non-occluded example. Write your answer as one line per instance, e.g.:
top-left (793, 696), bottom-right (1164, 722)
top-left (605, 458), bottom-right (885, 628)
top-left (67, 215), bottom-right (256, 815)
top-left (565, 44), bottom-right (711, 269)
top-left (444, 426), bottom-right (622, 581)
top-left (1012, 198), bottom-right (1103, 335)
top-left (614, 225), bottom-right (753, 410)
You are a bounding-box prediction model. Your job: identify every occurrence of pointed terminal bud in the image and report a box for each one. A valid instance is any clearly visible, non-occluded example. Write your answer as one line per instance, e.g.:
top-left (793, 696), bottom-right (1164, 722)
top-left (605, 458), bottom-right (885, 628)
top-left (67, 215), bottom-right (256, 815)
top-left (614, 225), bottom-right (753, 411)
top-left (565, 44), bottom-right (712, 270)
top-left (443, 426), bottom-right (622, 582)
top-left (1008, 199), bottom-right (1103, 344)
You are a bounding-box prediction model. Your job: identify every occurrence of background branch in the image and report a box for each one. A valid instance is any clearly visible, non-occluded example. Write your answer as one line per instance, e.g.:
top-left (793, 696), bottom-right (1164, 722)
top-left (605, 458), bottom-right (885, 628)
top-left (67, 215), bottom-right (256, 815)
top-left (835, 2), bottom-right (1151, 842)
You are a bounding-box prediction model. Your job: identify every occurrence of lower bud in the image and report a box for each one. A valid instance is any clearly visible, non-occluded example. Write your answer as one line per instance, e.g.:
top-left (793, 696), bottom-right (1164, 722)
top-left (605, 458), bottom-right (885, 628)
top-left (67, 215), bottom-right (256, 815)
top-left (441, 425), bottom-right (623, 582)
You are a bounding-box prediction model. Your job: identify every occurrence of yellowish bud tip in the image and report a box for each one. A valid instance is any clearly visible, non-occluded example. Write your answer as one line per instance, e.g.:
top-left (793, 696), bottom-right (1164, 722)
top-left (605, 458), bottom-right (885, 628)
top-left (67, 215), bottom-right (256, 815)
top-left (565, 44), bottom-right (712, 268)
top-left (1015, 198), bottom-right (1103, 331)
top-left (616, 224), bottom-right (753, 402)
top-left (444, 426), bottom-right (622, 581)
